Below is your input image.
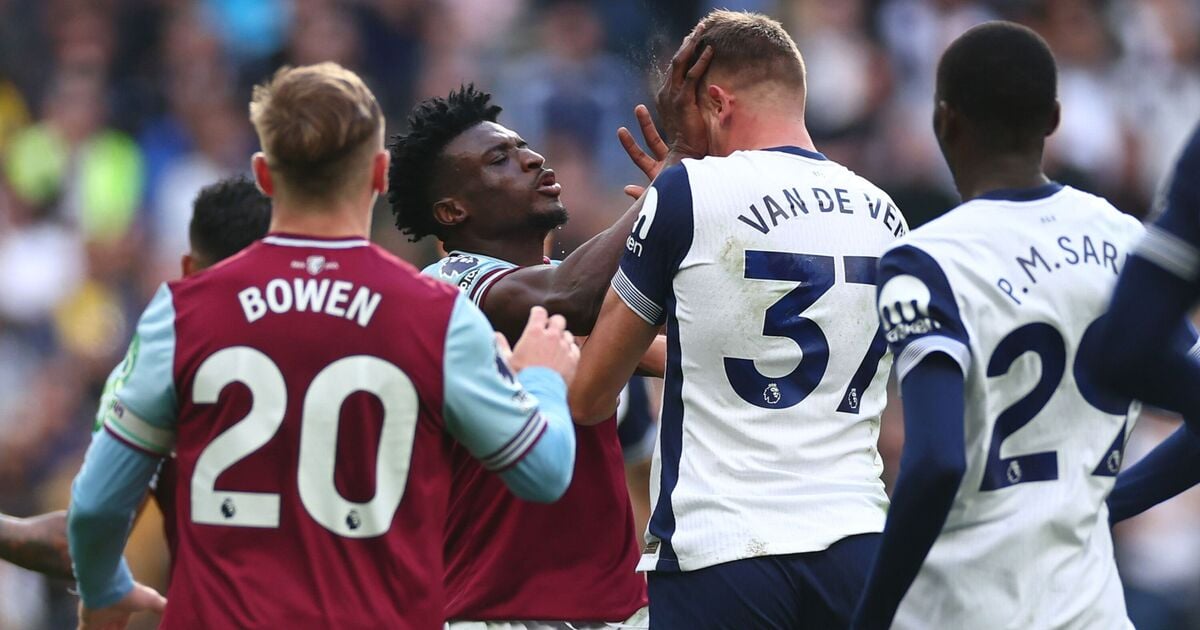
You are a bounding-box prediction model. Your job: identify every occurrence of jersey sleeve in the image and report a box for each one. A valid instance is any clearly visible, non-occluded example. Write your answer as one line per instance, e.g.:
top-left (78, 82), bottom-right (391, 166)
top-left (423, 254), bottom-right (517, 308)
top-left (1137, 122), bottom-right (1200, 284)
top-left (441, 293), bottom-right (575, 502)
top-left (69, 430), bottom-right (162, 608)
top-left (611, 163), bottom-right (695, 325)
top-left (877, 244), bottom-right (971, 380)
top-left (103, 283), bottom-right (178, 456)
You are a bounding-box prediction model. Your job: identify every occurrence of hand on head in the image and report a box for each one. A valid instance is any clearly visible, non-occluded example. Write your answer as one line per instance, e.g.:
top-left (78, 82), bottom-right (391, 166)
top-left (655, 23), bottom-right (715, 159)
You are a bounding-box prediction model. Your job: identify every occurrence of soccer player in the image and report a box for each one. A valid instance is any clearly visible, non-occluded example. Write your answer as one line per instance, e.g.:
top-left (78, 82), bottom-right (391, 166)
top-left (0, 175), bottom-right (272, 582)
top-left (570, 11), bottom-right (906, 628)
top-left (1090, 126), bottom-right (1200, 527)
top-left (1089, 123), bottom-right (1200, 415)
top-left (851, 23), bottom-right (1144, 629)
top-left (386, 79), bottom-right (685, 626)
top-left (68, 63), bottom-right (579, 630)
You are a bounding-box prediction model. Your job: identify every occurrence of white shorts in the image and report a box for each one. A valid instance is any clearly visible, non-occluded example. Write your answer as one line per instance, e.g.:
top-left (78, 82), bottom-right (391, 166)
top-left (445, 606), bottom-right (649, 630)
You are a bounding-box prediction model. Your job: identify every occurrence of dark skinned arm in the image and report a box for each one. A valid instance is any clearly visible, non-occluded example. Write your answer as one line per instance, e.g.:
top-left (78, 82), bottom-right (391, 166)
top-left (480, 28), bottom-right (714, 342)
top-left (571, 288), bottom-right (661, 424)
top-left (0, 511), bottom-right (73, 580)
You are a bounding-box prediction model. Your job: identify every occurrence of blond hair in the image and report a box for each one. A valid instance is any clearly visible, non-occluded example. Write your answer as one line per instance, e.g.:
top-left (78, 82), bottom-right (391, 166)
top-left (249, 63), bottom-right (384, 198)
top-left (695, 10), bottom-right (806, 92)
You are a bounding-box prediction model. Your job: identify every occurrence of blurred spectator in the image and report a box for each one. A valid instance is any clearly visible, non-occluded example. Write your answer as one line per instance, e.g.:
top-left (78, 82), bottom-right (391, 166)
top-left (493, 1), bottom-right (642, 190)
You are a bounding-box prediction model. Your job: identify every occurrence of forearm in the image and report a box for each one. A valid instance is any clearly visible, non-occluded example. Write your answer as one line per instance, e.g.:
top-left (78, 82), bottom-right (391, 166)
top-left (1108, 423), bottom-right (1200, 524)
top-left (1092, 258), bottom-right (1200, 417)
top-left (69, 431), bottom-right (160, 608)
top-left (0, 511), bottom-right (72, 580)
top-left (570, 290), bottom-right (660, 424)
top-left (854, 356), bottom-right (966, 629)
top-left (543, 153), bottom-right (688, 332)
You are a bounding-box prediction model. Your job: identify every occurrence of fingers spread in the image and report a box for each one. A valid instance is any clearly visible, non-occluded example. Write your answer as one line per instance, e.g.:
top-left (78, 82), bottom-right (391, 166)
top-left (685, 45), bottom-right (714, 83)
top-left (546, 313), bottom-right (568, 334)
top-left (618, 127), bottom-right (655, 174)
top-left (635, 105), bottom-right (669, 159)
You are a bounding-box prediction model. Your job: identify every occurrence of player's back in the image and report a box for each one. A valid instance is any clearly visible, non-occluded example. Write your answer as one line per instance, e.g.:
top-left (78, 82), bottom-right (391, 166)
top-left (161, 234), bottom-right (459, 629)
top-left (879, 184), bottom-right (1142, 629)
top-left (630, 147), bottom-right (905, 571)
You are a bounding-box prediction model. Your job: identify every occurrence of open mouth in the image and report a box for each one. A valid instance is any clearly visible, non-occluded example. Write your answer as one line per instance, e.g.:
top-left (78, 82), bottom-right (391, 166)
top-left (535, 169), bottom-right (562, 197)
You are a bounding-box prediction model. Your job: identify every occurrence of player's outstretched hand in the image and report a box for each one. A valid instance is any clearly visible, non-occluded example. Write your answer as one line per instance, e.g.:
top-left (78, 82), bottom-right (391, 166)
top-left (655, 22), bottom-right (715, 159)
top-left (509, 306), bottom-right (579, 383)
top-left (78, 582), bottom-right (166, 630)
top-left (619, 104), bottom-right (669, 199)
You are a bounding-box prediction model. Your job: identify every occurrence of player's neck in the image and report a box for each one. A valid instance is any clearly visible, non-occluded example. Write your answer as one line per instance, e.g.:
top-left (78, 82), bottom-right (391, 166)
top-left (268, 198), bottom-right (373, 240)
top-left (719, 116), bottom-right (816, 155)
top-left (446, 232), bottom-right (547, 267)
top-left (953, 152), bottom-right (1049, 203)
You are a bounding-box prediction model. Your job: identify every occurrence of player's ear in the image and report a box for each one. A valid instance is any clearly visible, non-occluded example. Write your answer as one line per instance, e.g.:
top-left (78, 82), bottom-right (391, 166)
top-left (705, 84), bottom-right (729, 117)
top-left (181, 253), bottom-right (194, 277)
top-left (371, 150), bottom-right (389, 195)
top-left (433, 198), bottom-right (468, 228)
top-left (251, 153), bottom-right (274, 197)
top-left (1045, 100), bottom-right (1061, 138)
top-left (933, 100), bottom-right (954, 144)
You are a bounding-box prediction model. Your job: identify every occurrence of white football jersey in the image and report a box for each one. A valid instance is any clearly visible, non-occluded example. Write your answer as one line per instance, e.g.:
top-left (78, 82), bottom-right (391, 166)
top-left (613, 146), bottom-right (906, 572)
top-left (876, 183), bottom-right (1142, 629)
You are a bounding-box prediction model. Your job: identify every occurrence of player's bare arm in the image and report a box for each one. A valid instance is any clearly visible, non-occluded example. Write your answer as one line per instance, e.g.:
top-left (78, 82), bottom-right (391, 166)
top-left (479, 29), bottom-right (714, 342)
top-left (570, 289), bottom-right (659, 425)
top-left (0, 511), bottom-right (73, 580)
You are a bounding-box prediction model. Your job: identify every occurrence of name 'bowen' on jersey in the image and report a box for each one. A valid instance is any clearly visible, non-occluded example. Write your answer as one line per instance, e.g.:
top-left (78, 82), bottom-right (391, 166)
top-left (238, 277), bottom-right (383, 327)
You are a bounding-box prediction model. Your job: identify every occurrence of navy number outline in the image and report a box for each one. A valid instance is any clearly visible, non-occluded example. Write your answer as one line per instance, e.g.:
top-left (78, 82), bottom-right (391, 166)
top-left (980, 317), bottom-right (1134, 491)
top-left (722, 251), bottom-right (888, 411)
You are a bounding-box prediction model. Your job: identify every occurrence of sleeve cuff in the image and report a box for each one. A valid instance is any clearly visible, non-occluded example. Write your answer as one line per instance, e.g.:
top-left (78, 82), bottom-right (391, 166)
top-left (104, 402), bottom-right (175, 456)
top-left (612, 268), bottom-right (664, 325)
top-left (79, 557), bottom-right (134, 609)
top-left (896, 336), bottom-right (971, 382)
top-left (1135, 225), bottom-right (1200, 282)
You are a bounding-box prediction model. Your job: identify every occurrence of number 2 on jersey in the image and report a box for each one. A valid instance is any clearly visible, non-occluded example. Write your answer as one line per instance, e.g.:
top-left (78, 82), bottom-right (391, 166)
top-left (723, 251), bottom-right (887, 411)
top-left (981, 318), bottom-right (1133, 491)
top-left (191, 347), bottom-right (419, 538)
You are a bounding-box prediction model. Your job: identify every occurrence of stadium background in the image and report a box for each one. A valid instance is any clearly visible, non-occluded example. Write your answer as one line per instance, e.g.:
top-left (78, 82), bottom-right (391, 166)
top-left (0, 0), bottom-right (1196, 627)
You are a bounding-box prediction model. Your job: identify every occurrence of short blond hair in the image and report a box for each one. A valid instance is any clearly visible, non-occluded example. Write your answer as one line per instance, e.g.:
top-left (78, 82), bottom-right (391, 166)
top-left (249, 63), bottom-right (384, 198)
top-left (695, 10), bottom-right (805, 92)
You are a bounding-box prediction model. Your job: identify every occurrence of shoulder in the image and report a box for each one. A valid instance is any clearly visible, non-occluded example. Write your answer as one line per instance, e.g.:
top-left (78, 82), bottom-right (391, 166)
top-left (364, 244), bottom-right (460, 299)
top-left (424, 252), bottom-right (513, 280)
top-left (1062, 186), bottom-right (1145, 236)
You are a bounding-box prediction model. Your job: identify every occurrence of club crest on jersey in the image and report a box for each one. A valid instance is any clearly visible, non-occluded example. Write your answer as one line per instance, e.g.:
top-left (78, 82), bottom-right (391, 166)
top-left (763, 382), bottom-right (782, 405)
top-left (878, 274), bottom-right (941, 343)
top-left (442, 254), bottom-right (480, 276)
top-left (289, 255), bottom-right (340, 276)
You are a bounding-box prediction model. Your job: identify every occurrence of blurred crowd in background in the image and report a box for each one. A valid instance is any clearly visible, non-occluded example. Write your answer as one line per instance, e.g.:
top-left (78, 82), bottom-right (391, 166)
top-left (0, 0), bottom-right (1197, 627)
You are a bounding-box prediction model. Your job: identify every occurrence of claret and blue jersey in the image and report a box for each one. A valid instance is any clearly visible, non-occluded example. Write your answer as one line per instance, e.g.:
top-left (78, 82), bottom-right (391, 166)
top-left (612, 146), bottom-right (905, 574)
top-left (68, 234), bottom-right (576, 630)
top-left (875, 183), bottom-right (1144, 629)
top-left (423, 251), bottom-right (648, 623)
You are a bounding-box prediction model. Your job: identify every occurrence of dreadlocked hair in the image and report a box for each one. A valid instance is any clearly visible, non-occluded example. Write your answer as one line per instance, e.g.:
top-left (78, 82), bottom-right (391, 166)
top-left (387, 84), bottom-right (502, 241)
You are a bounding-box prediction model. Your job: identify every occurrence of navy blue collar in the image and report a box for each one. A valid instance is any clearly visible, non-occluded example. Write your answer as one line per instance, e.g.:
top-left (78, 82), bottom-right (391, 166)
top-left (975, 182), bottom-right (1063, 202)
top-left (763, 145), bottom-right (828, 161)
